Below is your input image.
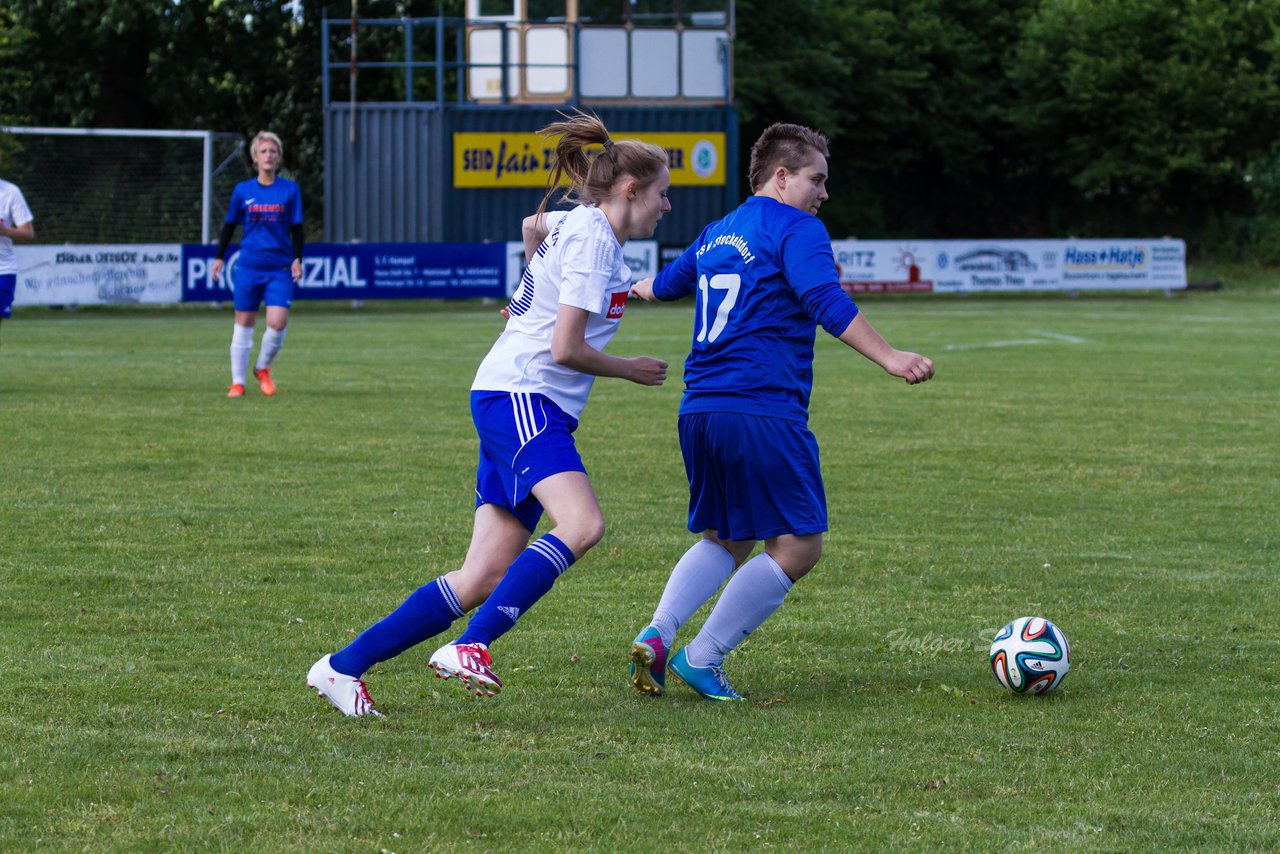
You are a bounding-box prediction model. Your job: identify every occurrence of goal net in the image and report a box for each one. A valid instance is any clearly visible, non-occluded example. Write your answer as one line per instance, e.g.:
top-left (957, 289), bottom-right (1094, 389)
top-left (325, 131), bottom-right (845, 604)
top-left (0, 127), bottom-right (248, 245)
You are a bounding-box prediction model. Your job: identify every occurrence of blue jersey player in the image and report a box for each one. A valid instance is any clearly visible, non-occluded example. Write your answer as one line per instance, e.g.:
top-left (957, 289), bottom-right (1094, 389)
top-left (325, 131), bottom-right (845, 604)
top-left (212, 131), bottom-right (304, 398)
top-left (628, 123), bottom-right (934, 701)
top-left (307, 112), bottom-right (672, 715)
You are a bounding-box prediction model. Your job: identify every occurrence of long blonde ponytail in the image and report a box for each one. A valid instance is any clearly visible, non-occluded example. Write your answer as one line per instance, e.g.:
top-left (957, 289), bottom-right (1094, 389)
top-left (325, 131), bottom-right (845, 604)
top-left (536, 110), bottom-right (668, 215)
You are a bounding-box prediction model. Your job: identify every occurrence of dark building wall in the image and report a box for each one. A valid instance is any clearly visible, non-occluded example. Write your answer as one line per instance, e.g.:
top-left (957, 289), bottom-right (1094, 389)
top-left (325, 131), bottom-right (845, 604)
top-left (325, 102), bottom-right (739, 248)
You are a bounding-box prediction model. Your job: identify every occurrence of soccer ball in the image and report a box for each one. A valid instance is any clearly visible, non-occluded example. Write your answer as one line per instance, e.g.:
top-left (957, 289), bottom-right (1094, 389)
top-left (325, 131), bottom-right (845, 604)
top-left (989, 616), bottom-right (1071, 694)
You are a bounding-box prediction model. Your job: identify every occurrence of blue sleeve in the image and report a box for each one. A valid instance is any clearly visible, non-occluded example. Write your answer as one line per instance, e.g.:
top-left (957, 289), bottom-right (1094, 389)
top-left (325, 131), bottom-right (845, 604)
top-left (291, 182), bottom-right (303, 225)
top-left (652, 239), bottom-right (699, 301)
top-left (780, 217), bottom-right (856, 335)
top-left (800, 281), bottom-right (858, 337)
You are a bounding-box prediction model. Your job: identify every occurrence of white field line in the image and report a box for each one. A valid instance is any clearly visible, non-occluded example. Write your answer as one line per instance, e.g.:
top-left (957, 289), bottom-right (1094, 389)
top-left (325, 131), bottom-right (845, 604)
top-left (942, 330), bottom-right (1086, 351)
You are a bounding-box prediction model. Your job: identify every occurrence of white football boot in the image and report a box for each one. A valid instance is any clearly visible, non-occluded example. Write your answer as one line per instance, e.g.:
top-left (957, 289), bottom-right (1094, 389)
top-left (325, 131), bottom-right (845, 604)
top-left (307, 654), bottom-right (381, 716)
top-left (429, 642), bottom-right (503, 697)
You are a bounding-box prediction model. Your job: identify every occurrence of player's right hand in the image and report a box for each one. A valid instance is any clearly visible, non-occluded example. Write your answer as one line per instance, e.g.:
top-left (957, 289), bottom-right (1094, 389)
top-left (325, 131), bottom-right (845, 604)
top-left (629, 355), bottom-right (668, 386)
top-left (888, 351), bottom-right (934, 385)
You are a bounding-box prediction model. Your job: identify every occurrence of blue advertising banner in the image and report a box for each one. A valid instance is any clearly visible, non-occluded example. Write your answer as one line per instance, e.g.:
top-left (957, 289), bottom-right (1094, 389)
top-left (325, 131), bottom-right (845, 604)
top-left (182, 242), bottom-right (506, 302)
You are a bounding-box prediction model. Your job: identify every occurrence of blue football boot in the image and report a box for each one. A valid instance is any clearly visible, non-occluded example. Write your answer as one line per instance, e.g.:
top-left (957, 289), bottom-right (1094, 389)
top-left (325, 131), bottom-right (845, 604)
top-left (668, 648), bottom-right (744, 702)
top-left (629, 625), bottom-right (667, 696)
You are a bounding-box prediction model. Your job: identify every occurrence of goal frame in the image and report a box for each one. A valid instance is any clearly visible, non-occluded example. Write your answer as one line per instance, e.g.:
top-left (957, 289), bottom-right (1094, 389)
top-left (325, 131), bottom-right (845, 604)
top-left (0, 125), bottom-right (225, 244)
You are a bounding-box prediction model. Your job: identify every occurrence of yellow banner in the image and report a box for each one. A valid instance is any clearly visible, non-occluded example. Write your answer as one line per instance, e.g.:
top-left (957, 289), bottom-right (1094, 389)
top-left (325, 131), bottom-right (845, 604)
top-left (454, 131), bottom-right (725, 188)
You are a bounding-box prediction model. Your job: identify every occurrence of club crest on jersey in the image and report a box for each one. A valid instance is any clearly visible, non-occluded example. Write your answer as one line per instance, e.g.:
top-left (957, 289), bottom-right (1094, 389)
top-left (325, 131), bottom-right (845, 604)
top-left (607, 290), bottom-right (628, 319)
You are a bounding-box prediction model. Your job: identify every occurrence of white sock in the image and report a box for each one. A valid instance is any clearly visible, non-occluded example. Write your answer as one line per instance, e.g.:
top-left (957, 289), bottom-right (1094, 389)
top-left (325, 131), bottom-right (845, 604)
top-left (650, 540), bottom-right (737, 650)
top-left (683, 552), bottom-right (793, 667)
top-left (255, 326), bottom-right (286, 371)
top-left (230, 323), bottom-right (254, 385)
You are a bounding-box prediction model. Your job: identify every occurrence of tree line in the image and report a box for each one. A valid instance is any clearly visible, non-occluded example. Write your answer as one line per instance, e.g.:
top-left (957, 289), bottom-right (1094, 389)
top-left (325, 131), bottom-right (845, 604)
top-left (3, 0), bottom-right (1279, 259)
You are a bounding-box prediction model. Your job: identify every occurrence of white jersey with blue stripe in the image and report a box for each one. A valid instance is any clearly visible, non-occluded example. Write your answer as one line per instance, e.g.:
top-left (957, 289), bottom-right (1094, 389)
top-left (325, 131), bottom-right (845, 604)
top-left (0, 179), bottom-right (34, 276)
top-left (472, 205), bottom-right (632, 419)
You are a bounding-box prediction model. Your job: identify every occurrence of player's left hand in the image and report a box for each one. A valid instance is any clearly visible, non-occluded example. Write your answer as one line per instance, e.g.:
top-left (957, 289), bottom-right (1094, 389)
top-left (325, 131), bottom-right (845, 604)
top-left (629, 278), bottom-right (656, 301)
top-left (291, 259), bottom-right (303, 282)
top-left (626, 355), bottom-right (668, 386)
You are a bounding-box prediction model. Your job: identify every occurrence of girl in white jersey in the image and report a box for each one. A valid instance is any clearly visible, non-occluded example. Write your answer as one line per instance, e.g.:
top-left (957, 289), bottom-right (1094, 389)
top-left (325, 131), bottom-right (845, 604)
top-left (308, 112), bottom-right (671, 714)
top-left (0, 149), bottom-right (36, 345)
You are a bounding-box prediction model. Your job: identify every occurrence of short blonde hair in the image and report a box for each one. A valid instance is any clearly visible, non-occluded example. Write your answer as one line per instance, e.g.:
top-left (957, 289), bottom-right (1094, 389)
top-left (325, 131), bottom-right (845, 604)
top-left (250, 131), bottom-right (284, 164)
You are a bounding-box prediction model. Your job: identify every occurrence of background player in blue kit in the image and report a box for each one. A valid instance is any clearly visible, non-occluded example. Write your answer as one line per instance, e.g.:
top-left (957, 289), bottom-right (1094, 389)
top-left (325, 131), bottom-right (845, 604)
top-left (212, 131), bottom-right (303, 397)
top-left (307, 112), bottom-right (672, 715)
top-left (628, 123), bottom-right (935, 701)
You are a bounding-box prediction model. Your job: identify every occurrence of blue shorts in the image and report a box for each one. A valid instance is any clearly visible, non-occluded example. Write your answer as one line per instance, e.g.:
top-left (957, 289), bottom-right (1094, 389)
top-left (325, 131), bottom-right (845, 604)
top-left (233, 265), bottom-right (294, 312)
top-left (679, 411), bottom-right (828, 541)
top-left (0, 274), bottom-right (15, 318)
top-left (471, 390), bottom-right (586, 533)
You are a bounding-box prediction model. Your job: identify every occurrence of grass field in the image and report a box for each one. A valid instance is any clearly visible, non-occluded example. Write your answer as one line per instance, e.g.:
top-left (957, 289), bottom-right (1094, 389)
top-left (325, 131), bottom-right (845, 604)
top-left (2, 289), bottom-right (1278, 851)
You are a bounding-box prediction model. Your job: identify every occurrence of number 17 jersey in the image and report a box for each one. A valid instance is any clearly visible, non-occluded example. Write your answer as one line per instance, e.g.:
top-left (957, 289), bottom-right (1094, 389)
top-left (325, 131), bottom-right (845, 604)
top-left (652, 195), bottom-right (855, 424)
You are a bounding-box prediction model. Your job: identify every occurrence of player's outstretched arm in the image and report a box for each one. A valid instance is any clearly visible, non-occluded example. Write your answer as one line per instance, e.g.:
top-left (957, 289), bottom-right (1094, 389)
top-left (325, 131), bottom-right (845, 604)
top-left (631, 243), bottom-right (699, 303)
top-left (550, 304), bottom-right (668, 386)
top-left (630, 277), bottom-right (656, 301)
top-left (837, 313), bottom-right (934, 385)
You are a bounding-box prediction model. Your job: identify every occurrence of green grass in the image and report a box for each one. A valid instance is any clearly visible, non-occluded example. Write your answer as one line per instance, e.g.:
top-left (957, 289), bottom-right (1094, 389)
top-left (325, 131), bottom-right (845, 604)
top-left (2, 291), bottom-right (1278, 851)
top-left (1187, 260), bottom-right (1280, 292)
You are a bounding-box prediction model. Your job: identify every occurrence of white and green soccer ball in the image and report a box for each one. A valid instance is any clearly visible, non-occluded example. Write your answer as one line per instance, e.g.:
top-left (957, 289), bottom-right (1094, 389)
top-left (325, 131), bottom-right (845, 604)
top-left (989, 616), bottom-right (1071, 694)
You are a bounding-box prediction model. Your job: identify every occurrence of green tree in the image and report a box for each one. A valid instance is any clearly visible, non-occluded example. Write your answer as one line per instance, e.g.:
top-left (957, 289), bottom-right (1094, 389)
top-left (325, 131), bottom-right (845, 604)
top-left (829, 0), bottom-right (1038, 238)
top-left (733, 0), bottom-right (853, 149)
top-left (0, 0), bottom-right (161, 127)
top-left (0, 4), bottom-right (33, 165)
top-left (1010, 0), bottom-right (1280, 239)
top-left (0, 0), bottom-right (334, 235)
top-left (8, 0), bottom-right (1280, 251)
top-left (0, 5), bottom-right (33, 121)
top-left (733, 0), bottom-right (1040, 239)
top-left (148, 1), bottom-right (330, 233)
top-left (0, 0), bottom-right (473, 235)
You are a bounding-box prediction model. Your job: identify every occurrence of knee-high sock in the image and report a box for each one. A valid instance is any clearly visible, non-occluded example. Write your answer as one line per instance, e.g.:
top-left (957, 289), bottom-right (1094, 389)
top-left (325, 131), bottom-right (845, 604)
top-left (230, 323), bottom-right (254, 385)
top-left (683, 552), bottom-right (793, 667)
top-left (329, 577), bottom-right (465, 678)
top-left (650, 539), bottom-right (737, 650)
top-left (455, 533), bottom-right (575, 648)
top-left (255, 326), bottom-right (286, 370)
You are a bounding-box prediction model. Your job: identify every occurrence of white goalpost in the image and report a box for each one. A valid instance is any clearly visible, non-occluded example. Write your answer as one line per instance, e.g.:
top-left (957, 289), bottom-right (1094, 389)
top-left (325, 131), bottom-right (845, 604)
top-left (0, 126), bottom-right (247, 244)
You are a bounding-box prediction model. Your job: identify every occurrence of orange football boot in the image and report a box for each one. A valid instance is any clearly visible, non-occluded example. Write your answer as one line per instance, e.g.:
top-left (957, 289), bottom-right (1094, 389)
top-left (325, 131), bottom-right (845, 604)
top-left (254, 367), bottom-right (276, 396)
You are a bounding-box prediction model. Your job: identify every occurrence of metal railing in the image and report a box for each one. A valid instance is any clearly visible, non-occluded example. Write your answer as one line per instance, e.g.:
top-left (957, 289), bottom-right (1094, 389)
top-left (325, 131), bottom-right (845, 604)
top-left (321, 16), bottom-right (732, 107)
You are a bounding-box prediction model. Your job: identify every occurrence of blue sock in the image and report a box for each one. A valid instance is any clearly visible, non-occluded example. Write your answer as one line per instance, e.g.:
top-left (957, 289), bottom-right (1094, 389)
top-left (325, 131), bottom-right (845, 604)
top-left (456, 533), bottom-right (575, 647)
top-left (329, 577), bottom-right (465, 677)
